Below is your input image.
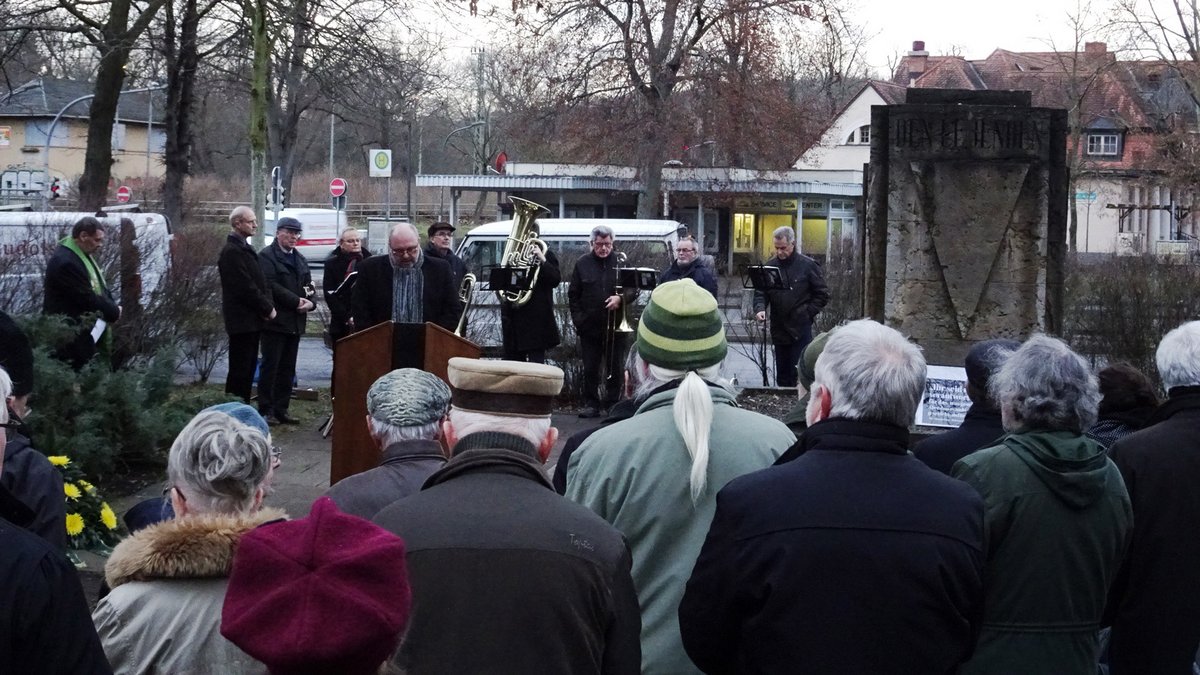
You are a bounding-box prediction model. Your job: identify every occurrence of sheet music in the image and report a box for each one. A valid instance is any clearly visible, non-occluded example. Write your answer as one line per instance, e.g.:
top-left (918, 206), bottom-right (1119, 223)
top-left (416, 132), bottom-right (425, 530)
top-left (91, 319), bottom-right (107, 344)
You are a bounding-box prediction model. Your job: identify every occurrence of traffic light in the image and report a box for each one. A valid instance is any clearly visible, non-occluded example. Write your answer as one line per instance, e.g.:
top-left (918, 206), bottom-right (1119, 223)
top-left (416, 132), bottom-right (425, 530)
top-left (269, 186), bottom-right (287, 208)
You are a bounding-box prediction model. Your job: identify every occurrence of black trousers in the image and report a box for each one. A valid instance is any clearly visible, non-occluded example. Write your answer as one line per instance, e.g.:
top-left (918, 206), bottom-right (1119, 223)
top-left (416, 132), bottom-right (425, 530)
top-left (773, 323), bottom-right (813, 388)
top-left (225, 331), bottom-right (260, 403)
top-left (579, 331), bottom-right (623, 407)
top-left (258, 331), bottom-right (300, 416)
top-left (503, 346), bottom-right (546, 364)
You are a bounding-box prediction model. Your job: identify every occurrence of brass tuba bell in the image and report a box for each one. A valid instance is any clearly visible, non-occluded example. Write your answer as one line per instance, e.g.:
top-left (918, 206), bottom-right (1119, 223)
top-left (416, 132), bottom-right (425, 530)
top-left (496, 196), bottom-right (549, 308)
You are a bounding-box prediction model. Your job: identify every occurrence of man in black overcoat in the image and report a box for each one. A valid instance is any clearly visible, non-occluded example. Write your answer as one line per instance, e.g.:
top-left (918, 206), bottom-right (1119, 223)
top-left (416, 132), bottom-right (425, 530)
top-left (351, 223), bottom-right (459, 333)
top-left (752, 225), bottom-right (829, 387)
top-left (218, 206), bottom-right (276, 403)
top-left (257, 217), bottom-right (314, 425)
top-left (500, 247), bottom-right (561, 364)
top-left (42, 217), bottom-right (121, 370)
top-left (1104, 319), bottom-right (1200, 674)
top-left (680, 319), bottom-right (984, 675)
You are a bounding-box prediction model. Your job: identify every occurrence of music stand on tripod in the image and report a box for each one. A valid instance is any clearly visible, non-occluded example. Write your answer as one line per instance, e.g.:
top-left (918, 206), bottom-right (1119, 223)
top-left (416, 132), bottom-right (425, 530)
top-left (743, 266), bottom-right (786, 385)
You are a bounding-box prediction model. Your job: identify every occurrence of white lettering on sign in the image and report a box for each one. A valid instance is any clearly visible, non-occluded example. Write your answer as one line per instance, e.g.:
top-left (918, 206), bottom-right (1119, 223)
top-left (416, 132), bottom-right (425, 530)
top-left (915, 365), bottom-right (971, 428)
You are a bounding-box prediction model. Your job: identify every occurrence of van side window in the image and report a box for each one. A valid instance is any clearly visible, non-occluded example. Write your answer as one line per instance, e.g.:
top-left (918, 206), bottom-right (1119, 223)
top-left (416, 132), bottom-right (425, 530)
top-left (460, 241), bottom-right (502, 275)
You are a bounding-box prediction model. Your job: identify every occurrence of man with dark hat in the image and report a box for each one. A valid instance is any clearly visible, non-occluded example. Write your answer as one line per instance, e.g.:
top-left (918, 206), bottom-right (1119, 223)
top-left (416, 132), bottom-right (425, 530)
top-left (324, 369), bottom-right (451, 519)
top-left (258, 216), bottom-right (314, 425)
top-left (423, 221), bottom-right (467, 288)
top-left (913, 338), bottom-right (1020, 474)
top-left (43, 216), bottom-right (121, 370)
top-left (372, 357), bottom-right (640, 674)
top-left (219, 206), bottom-right (276, 403)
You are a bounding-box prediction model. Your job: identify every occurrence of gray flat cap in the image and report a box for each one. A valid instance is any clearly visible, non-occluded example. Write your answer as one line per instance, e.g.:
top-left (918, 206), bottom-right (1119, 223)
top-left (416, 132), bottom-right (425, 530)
top-left (366, 369), bottom-right (452, 427)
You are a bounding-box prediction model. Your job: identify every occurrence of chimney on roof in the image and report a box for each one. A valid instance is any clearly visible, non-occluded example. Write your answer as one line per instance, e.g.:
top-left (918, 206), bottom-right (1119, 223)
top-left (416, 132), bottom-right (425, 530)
top-left (1084, 41), bottom-right (1107, 55)
top-left (908, 40), bottom-right (929, 86)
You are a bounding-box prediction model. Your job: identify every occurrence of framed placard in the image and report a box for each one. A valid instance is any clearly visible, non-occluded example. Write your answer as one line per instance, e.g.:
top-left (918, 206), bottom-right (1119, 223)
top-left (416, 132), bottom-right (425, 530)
top-left (915, 365), bottom-right (971, 428)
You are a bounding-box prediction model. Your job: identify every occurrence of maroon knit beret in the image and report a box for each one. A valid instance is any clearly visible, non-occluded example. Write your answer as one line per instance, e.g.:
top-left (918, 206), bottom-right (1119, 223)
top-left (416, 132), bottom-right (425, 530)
top-left (221, 497), bottom-right (412, 675)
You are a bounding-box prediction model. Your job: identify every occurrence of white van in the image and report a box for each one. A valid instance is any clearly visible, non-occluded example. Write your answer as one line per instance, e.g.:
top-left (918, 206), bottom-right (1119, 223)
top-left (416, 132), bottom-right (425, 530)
top-left (455, 218), bottom-right (682, 348)
top-left (263, 208), bottom-right (349, 264)
top-left (0, 210), bottom-right (172, 312)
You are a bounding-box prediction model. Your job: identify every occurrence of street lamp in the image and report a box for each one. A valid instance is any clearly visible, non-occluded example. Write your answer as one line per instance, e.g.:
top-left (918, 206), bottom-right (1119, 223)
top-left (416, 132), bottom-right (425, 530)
top-left (41, 84), bottom-right (168, 209)
top-left (440, 121), bottom-right (486, 217)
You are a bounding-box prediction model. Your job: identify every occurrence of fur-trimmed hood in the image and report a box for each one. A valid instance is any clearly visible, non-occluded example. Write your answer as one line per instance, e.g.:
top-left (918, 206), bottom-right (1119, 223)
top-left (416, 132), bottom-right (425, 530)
top-left (104, 508), bottom-right (286, 589)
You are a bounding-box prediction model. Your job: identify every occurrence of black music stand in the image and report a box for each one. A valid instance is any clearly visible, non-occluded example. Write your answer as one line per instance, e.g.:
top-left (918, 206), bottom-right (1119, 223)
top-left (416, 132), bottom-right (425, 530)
top-left (488, 266), bottom-right (535, 294)
top-left (743, 265), bottom-right (786, 291)
top-left (618, 267), bottom-right (658, 290)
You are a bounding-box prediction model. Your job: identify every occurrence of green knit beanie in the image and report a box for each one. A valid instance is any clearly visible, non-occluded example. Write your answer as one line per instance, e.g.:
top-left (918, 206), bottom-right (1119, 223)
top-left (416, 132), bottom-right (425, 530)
top-left (637, 279), bottom-right (728, 371)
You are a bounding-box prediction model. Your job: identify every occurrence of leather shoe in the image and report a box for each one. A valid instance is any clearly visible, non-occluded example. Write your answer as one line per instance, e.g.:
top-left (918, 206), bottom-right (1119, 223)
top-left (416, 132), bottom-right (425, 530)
top-left (263, 414), bottom-right (282, 426)
top-left (275, 413), bottom-right (300, 425)
top-left (578, 407), bottom-right (600, 419)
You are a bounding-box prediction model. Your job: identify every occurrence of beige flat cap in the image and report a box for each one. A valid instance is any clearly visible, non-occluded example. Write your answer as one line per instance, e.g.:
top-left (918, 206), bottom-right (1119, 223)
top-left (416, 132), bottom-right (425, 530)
top-left (447, 357), bottom-right (564, 416)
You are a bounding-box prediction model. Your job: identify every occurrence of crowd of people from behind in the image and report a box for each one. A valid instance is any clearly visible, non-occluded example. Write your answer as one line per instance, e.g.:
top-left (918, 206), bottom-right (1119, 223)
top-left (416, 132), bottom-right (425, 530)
top-left (5, 210), bottom-right (1200, 674)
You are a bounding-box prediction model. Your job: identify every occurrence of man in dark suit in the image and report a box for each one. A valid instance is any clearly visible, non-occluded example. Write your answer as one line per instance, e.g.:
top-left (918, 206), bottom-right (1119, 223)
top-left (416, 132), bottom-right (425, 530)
top-left (258, 217), bottom-right (314, 425)
top-left (218, 206), bottom-right (276, 403)
top-left (42, 216), bottom-right (121, 370)
top-left (351, 223), bottom-right (459, 333)
top-left (500, 247), bottom-right (561, 364)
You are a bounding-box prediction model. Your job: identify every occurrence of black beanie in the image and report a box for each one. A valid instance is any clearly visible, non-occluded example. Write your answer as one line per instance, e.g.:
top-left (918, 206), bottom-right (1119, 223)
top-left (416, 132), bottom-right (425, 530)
top-left (0, 311), bottom-right (33, 398)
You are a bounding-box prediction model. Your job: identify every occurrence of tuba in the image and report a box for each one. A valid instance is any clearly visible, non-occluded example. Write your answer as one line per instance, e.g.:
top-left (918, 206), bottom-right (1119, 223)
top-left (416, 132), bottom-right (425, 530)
top-left (496, 196), bottom-right (549, 308)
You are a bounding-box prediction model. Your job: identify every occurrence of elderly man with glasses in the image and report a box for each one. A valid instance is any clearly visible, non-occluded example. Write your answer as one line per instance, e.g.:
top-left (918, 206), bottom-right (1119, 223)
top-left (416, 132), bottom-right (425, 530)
top-left (218, 206), bottom-right (276, 404)
top-left (660, 236), bottom-right (718, 298)
top-left (352, 222), bottom-right (460, 333)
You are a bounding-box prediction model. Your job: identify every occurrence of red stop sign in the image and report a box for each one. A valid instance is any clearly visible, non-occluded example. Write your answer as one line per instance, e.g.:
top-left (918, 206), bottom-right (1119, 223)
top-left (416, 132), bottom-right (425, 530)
top-left (329, 177), bottom-right (347, 198)
top-left (116, 185), bottom-right (132, 203)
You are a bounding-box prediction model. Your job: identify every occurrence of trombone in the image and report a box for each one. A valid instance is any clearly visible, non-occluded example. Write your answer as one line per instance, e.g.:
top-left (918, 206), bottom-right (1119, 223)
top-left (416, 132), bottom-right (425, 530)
top-left (599, 252), bottom-right (635, 401)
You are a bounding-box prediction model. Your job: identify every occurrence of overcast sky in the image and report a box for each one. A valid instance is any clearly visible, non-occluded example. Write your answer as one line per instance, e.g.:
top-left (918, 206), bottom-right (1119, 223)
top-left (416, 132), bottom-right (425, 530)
top-left (442, 0), bottom-right (1112, 77)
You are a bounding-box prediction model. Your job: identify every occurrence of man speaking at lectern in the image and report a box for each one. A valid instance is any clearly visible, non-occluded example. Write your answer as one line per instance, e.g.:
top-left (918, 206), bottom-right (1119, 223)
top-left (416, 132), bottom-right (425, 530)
top-left (352, 223), bottom-right (460, 332)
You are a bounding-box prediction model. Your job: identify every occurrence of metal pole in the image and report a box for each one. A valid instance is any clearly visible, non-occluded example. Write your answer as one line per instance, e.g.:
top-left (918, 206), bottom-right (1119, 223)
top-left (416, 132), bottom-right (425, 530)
top-left (41, 85), bottom-right (166, 210)
top-left (145, 86), bottom-right (153, 195)
top-left (329, 114), bottom-right (335, 182)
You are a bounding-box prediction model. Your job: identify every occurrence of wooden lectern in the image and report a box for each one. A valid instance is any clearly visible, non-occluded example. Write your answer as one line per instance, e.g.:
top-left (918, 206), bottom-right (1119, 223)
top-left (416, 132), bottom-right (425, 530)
top-left (330, 322), bottom-right (480, 485)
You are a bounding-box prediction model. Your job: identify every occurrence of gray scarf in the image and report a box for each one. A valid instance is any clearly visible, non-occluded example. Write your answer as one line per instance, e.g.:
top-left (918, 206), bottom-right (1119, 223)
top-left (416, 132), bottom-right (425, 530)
top-left (391, 251), bottom-right (425, 323)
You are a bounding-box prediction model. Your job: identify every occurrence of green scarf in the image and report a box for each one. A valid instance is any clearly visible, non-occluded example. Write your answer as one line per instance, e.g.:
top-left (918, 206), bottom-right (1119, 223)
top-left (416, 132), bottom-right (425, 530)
top-left (60, 235), bottom-right (112, 358)
top-left (61, 235), bottom-right (108, 296)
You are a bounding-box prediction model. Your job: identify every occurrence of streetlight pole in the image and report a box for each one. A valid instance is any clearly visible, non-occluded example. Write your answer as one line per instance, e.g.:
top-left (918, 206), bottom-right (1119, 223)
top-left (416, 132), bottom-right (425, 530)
top-left (42, 84), bottom-right (167, 210)
top-left (441, 121), bottom-right (485, 219)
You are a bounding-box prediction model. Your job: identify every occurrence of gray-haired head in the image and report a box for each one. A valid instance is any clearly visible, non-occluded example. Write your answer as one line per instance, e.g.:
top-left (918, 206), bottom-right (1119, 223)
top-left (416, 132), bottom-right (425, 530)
top-left (366, 369), bottom-right (452, 446)
top-left (1157, 320), bottom-right (1200, 391)
top-left (813, 319), bottom-right (926, 427)
top-left (389, 222), bottom-right (419, 240)
top-left (229, 205), bottom-right (254, 229)
top-left (990, 334), bottom-right (1099, 434)
top-left (167, 410), bottom-right (272, 515)
top-left (590, 224), bottom-right (614, 242)
top-left (772, 226), bottom-right (796, 244)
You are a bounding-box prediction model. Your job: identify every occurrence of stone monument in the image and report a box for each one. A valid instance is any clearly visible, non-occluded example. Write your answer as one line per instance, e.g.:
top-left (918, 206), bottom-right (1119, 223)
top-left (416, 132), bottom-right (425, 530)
top-left (863, 89), bottom-right (1068, 366)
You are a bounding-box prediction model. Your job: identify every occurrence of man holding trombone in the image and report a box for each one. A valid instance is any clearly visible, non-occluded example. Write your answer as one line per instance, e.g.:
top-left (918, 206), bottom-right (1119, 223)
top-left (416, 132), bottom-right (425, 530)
top-left (569, 225), bottom-right (632, 419)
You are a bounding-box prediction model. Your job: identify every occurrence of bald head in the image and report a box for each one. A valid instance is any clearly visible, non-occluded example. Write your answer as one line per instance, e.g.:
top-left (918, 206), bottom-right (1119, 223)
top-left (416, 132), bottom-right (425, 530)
top-left (388, 223), bottom-right (421, 268)
top-left (229, 206), bottom-right (258, 240)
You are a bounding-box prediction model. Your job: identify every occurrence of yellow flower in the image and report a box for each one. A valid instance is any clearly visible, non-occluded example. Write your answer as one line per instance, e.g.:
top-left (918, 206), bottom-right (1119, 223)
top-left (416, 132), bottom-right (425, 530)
top-left (100, 503), bottom-right (117, 530)
top-left (48, 456), bottom-right (70, 467)
top-left (65, 513), bottom-right (84, 536)
top-left (64, 483), bottom-right (81, 500)
top-left (79, 480), bottom-right (95, 493)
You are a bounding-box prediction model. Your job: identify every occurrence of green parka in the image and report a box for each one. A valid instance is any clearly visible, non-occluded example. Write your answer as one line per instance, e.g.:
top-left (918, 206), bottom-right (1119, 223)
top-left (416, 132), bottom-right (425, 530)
top-left (952, 431), bottom-right (1133, 675)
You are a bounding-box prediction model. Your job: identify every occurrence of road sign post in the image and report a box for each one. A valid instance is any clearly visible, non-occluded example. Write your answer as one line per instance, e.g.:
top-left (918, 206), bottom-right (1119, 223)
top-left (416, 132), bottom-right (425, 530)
top-left (368, 149), bottom-right (393, 220)
top-left (116, 185), bottom-right (131, 203)
top-left (330, 177), bottom-right (348, 215)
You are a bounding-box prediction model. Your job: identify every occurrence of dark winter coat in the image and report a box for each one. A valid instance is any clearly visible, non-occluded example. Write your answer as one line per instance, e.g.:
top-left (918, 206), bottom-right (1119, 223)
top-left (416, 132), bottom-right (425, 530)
top-left (351, 253), bottom-right (460, 332)
top-left (501, 248), bottom-right (562, 354)
top-left (913, 404), bottom-right (1006, 475)
top-left (422, 242), bottom-right (467, 288)
top-left (321, 247), bottom-right (372, 341)
top-left (42, 242), bottom-right (120, 367)
top-left (0, 486), bottom-right (112, 674)
top-left (258, 242), bottom-right (312, 336)
top-left (680, 418), bottom-right (985, 675)
top-left (0, 431), bottom-right (66, 551)
top-left (952, 431), bottom-right (1133, 675)
top-left (659, 259), bottom-right (718, 298)
top-left (1105, 388), bottom-right (1200, 675)
top-left (568, 251), bottom-right (624, 339)
top-left (1087, 406), bottom-right (1156, 450)
top-left (323, 439), bottom-right (446, 520)
top-left (217, 234), bottom-right (274, 335)
top-left (372, 432), bottom-right (641, 674)
top-left (751, 250), bottom-right (830, 345)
